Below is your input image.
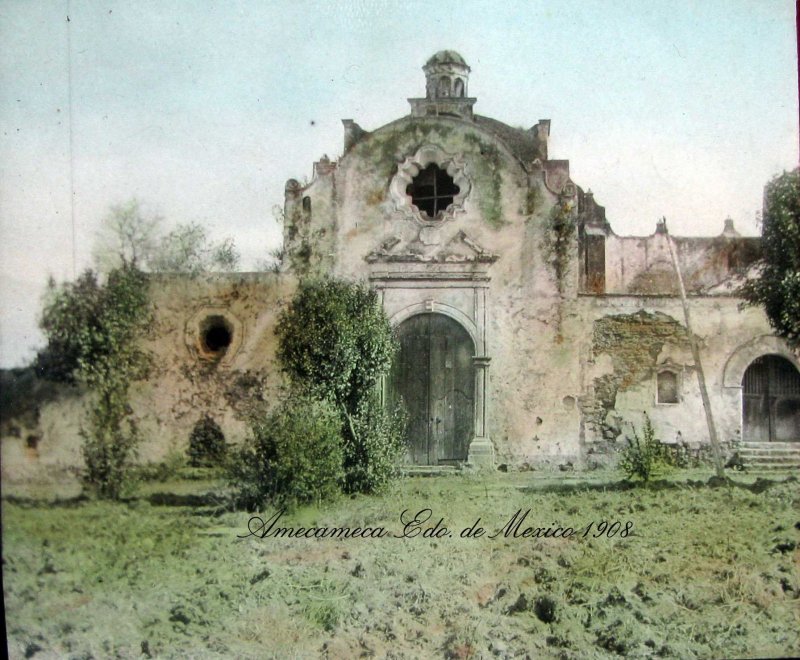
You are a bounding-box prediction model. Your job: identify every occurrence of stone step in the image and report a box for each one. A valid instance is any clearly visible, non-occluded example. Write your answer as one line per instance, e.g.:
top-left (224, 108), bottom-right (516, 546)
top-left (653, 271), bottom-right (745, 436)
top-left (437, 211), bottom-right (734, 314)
top-left (740, 441), bottom-right (800, 449)
top-left (400, 465), bottom-right (460, 477)
top-left (739, 449), bottom-right (800, 457)
top-left (742, 463), bottom-right (800, 470)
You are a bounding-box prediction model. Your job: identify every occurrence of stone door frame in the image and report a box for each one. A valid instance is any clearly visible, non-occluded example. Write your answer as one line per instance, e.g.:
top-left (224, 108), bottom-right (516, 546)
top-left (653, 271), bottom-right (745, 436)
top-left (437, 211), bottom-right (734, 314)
top-left (371, 270), bottom-right (494, 466)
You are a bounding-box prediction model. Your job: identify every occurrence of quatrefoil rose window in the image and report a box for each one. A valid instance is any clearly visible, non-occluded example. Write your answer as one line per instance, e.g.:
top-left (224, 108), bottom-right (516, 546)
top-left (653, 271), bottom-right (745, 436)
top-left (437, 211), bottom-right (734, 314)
top-left (390, 145), bottom-right (470, 226)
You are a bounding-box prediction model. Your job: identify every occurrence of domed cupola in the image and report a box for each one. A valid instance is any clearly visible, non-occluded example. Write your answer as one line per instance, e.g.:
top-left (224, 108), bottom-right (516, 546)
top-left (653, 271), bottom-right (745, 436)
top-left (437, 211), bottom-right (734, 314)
top-left (409, 50), bottom-right (477, 120)
top-left (424, 50), bottom-right (470, 99)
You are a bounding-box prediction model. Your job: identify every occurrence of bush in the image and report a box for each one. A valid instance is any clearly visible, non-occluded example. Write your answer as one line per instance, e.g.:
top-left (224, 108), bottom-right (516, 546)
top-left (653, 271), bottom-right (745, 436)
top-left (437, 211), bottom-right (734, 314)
top-left (187, 416), bottom-right (227, 467)
top-left (228, 394), bottom-right (344, 509)
top-left (619, 413), bottom-right (671, 482)
top-left (275, 277), bottom-right (402, 494)
top-left (80, 404), bottom-right (140, 499)
top-left (343, 392), bottom-right (407, 494)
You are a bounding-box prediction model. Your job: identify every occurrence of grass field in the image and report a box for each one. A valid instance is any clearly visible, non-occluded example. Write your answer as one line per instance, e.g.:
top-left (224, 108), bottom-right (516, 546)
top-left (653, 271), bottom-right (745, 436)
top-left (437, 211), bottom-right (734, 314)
top-left (3, 469), bottom-right (799, 659)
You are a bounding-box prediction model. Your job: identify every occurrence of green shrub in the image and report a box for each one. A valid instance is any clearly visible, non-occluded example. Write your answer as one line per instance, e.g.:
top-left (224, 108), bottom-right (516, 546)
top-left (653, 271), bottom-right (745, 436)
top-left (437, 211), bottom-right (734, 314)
top-left (80, 404), bottom-right (140, 499)
top-left (187, 416), bottom-right (227, 467)
top-left (343, 392), bottom-right (407, 494)
top-left (135, 450), bottom-right (188, 482)
top-left (275, 277), bottom-right (403, 494)
top-left (619, 413), bottom-right (671, 482)
top-left (228, 394), bottom-right (344, 509)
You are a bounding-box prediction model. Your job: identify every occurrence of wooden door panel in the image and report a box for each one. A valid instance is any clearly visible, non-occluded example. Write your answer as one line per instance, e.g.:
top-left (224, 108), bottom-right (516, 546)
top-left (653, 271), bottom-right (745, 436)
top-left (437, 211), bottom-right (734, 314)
top-left (743, 356), bottom-right (800, 442)
top-left (392, 313), bottom-right (475, 464)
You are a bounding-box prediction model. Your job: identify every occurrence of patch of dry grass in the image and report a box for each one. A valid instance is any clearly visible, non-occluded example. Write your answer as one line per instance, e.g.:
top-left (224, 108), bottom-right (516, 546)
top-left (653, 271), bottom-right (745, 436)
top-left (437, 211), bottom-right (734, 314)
top-left (2, 471), bottom-right (799, 658)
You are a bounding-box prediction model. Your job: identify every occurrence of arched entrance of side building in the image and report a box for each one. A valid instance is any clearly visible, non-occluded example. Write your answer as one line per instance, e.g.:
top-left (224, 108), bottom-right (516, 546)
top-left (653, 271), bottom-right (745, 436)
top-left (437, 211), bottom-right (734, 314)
top-left (742, 354), bottom-right (800, 442)
top-left (389, 313), bottom-right (475, 465)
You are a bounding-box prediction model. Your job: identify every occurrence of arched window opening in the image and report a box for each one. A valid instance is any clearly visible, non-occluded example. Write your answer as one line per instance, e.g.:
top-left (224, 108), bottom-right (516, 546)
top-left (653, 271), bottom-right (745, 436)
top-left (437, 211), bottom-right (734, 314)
top-left (406, 164), bottom-right (460, 220)
top-left (453, 78), bottom-right (465, 97)
top-left (437, 76), bottom-right (451, 97)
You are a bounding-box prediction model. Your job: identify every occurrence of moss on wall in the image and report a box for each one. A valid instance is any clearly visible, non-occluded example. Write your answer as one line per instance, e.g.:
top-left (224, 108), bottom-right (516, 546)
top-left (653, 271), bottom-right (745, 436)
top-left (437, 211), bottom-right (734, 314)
top-left (464, 132), bottom-right (505, 229)
top-left (523, 186), bottom-right (542, 218)
top-left (356, 121), bottom-right (455, 182)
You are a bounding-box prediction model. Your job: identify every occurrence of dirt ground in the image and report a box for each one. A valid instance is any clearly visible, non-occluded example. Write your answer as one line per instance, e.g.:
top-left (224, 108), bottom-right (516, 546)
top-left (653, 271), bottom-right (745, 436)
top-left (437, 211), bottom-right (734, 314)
top-left (3, 470), bottom-right (799, 659)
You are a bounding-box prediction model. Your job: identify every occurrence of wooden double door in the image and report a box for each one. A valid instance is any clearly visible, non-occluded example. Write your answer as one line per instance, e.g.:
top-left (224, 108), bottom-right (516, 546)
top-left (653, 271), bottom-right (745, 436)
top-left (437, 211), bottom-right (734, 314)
top-left (390, 314), bottom-right (475, 465)
top-left (742, 355), bottom-right (800, 442)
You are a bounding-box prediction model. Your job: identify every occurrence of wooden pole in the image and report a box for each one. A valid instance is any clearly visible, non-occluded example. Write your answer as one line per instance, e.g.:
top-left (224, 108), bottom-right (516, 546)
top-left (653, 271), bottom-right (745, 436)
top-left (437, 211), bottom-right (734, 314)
top-left (662, 218), bottom-right (725, 478)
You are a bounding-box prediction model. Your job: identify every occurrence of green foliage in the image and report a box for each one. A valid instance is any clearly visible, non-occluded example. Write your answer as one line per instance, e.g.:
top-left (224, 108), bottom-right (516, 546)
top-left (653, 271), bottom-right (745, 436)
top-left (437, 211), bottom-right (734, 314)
top-left (187, 416), bottom-right (227, 467)
top-left (149, 222), bottom-right (240, 274)
top-left (523, 186), bottom-right (542, 217)
top-left (740, 169), bottom-right (800, 348)
top-left (275, 277), bottom-right (402, 494)
top-left (544, 200), bottom-right (576, 291)
top-left (92, 198), bottom-right (240, 275)
top-left (276, 277), bottom-right (397, 413)
top-left (37, 264), bottom-right (151, 499)
top-left (228, 394), bottom-right (344, 509)
top-left (343, 392), bottom-right (407, 495)
top-left (464, 133), bottom-right (504, 228)
top-left (134, 450), bottom-right (188, 482)
top-left (619, 413), bottom-right (672, 483)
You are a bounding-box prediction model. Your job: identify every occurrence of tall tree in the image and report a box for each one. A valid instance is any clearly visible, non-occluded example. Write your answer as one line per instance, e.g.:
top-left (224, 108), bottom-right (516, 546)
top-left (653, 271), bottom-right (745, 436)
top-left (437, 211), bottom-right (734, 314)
top-left (92, 199), bottom-right (160, 272)
top-left (92, 198), bottom-right (240, 274)
top-left (741, 169), bottom-right (800, 350)
top-left (37, 265), bottom-right (151, 498)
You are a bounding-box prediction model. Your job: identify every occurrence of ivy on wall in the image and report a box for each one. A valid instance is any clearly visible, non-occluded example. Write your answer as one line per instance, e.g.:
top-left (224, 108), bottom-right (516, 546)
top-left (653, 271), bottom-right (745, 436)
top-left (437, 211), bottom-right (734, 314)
top-left (542, 199), bottom-right (576, 295)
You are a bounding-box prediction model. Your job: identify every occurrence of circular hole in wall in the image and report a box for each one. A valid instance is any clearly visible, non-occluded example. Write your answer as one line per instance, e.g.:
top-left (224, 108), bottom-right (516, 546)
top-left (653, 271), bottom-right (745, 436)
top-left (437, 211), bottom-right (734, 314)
top-left (200, 315), bottom-right (233, 358)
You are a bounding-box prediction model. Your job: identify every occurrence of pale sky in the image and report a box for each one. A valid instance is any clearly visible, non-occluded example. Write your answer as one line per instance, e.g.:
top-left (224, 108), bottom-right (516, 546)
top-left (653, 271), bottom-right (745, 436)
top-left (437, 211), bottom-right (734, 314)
top-left (0, 0), bottom-right (798, 368)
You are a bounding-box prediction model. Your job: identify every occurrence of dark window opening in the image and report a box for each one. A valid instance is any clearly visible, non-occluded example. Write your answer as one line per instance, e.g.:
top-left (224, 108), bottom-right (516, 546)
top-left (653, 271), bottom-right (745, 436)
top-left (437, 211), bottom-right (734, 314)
top-left (438, 76), bottom-right (451, 97)
top-left (584, 234), bottom-right (606, 293)
top-left (657, 371), bottom-right (679, 404)
top-left (406, 164), bottom-right (460, 220)
top-left (200, 316), bottom-right (233, 356)
top-left (302, 196), bottom-right (311, 213)
top-left (454, 78), bottom-right (464, 97)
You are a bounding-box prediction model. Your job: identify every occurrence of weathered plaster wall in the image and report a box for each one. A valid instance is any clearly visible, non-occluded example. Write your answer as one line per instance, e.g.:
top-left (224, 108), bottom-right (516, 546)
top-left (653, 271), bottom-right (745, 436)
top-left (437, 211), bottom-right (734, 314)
top-left (1, 273), bottom-right (297, 484)
top-left (603, 230), bottom-right (761, 295)
top-left (573, 295), bottom-right (776, 467)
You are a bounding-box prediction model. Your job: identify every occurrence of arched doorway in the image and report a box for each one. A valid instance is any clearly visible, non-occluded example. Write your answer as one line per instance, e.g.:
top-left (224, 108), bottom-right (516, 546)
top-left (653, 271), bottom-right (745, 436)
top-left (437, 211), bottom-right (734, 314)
top-left (389, 313), bottom-right (474, 464)
top-left (742, 354), bottom-right (800, 442)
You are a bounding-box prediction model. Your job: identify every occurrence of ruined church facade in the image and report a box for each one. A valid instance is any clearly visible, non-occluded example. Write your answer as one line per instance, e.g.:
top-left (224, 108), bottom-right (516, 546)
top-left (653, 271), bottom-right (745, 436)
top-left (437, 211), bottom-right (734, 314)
top-left (3, 51), bottom-right (799, 480)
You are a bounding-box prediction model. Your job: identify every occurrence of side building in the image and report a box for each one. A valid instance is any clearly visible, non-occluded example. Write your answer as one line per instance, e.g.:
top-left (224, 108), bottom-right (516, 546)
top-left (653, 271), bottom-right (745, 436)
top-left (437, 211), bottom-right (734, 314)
top-left (2, 50), bottom-right (797, 484)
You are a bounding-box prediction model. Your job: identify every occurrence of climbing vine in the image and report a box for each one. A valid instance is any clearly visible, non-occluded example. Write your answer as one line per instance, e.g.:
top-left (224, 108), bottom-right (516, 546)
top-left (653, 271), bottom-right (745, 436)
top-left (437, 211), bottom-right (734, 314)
top-left (542, 199), bottom-right (576, 294)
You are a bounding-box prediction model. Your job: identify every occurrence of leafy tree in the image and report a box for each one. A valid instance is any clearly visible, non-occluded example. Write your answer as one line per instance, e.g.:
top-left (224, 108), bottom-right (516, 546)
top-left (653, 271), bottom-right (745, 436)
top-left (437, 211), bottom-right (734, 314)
top-left (93, 198), bottom-right (240, 274)
top-left (149, 222), bottom-right (240, 274)
top-left (741, 168), bottom-right (800, 349)
top-left (92, 199), bottom-right (160, 272)
top-left (276, 278), bottom-right (397, 412)
top-left (36, 265), bottom-right (151, 498)
top-left (275, 277), bottom-right (404, 493)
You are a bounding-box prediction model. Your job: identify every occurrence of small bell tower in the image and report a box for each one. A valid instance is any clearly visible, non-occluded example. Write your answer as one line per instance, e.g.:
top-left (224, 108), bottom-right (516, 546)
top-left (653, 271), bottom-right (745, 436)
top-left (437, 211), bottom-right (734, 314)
top-left (409, 50), bottom-right (477, 120)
